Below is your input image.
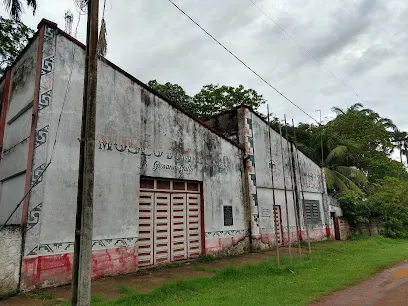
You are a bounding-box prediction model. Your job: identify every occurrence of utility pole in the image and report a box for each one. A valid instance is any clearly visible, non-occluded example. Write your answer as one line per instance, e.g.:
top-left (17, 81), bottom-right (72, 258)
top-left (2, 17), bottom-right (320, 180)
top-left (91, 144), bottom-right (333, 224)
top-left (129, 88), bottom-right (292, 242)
top-left (316, 109), bottom-right (329, 238)
top-left (278, 120), bottom-right (292, 264)
top-left (267, 105), bottom-right (280, 266)
top-left (71, 0), bottom-right (99, 305)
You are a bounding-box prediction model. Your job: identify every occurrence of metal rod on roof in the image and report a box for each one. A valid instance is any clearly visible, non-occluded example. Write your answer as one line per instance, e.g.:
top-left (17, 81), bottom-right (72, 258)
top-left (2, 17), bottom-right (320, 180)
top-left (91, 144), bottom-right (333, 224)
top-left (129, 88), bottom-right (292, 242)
top-left (267, 105), bottom-right (280, 266)
top-left (284, 115), bottom-right (303, 261)
top-left (292, 118), bottom-right (312, 260)
top-left (278, 118), bottom-right (292, 265)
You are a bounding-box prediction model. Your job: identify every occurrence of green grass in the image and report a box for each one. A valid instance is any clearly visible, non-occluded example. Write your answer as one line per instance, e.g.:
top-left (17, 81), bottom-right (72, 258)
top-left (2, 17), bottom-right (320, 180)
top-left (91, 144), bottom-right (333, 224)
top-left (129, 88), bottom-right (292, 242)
top-left (26, 291), bottom-right (56, 300)
top-left (0, 289), bottom-right (20, 300)
top-left (100, 237), bottom-right (408, 306)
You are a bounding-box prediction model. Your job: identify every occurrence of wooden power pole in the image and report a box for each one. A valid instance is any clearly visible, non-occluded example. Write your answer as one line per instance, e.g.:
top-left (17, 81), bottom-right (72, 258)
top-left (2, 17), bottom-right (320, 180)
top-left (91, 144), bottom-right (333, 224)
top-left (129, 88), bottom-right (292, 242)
top-left (71, 0), bottom-right (99, 305)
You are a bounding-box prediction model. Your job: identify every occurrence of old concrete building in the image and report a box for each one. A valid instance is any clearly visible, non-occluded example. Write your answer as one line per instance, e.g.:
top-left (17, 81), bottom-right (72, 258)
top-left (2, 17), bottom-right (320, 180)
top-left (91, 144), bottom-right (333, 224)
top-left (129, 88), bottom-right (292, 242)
top-left (0, 19), bottom-right (342, 294)
top-left (206, 107), bottom-right (338, 249)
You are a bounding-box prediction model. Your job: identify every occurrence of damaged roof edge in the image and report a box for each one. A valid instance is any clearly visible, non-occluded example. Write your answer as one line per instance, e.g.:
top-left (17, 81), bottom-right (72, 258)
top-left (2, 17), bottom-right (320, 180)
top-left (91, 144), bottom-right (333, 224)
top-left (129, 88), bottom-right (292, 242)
top-left (208, 104), bottom-right (295, 149)
top-left (234, 105), bottom-right (324, 169)
top-left (39, 19), bottom-right (245, 152)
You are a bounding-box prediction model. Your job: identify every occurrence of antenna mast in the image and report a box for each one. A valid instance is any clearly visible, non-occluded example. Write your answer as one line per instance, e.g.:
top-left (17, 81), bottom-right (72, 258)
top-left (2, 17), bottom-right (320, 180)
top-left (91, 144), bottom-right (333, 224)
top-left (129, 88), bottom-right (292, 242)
top-left (64, 11), bottom-right (74, 35)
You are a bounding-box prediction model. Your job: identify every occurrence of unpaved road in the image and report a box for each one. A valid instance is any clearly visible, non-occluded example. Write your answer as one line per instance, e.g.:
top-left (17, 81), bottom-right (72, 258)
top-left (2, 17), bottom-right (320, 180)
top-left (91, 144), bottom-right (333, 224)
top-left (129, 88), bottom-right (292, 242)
top-left (0, 250), bottom-right (280, 306)
top-left (312, 261), bottom-right (408, 306)
top-left (1, 249), bottom-right (407, 306)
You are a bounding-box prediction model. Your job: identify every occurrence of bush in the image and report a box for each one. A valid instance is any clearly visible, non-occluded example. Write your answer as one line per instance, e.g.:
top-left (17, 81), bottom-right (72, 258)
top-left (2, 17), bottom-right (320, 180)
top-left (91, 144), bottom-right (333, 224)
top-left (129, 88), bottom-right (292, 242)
top-left (366, 177), bottom-right (408, 238)
top-left (338, 192), bottom-right (371, 228)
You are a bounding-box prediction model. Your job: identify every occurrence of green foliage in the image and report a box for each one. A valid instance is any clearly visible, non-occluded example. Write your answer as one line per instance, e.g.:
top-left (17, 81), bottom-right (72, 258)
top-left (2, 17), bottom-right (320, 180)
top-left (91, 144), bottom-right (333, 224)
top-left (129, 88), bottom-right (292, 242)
top-left (199, 254), bottom-right (217, 262)
top-left (338, 192), bottom-right (371, 227)
top-left (366, 177), bottom-right (408, 238)
top-left (147, 80), bottom-right (192, 111)
top-left (103, 238), bottom-right (408, 306)
top-left (365, 152), bottom-right (408, 182)
top-left (149, 79), bottom-right (408, 238)
top-left (337, 177), bottom-right (408, 238)
top-left (148, 80), bottom-right (265, 120)
top-left (324, 167), bottom-right (365, 195)
top-left (3, 0), bottom-right (37, 20)
top-left (192, 84), bottom-right (266, 119)
top-left (0, 16), bottom-right (34, 77)
top-left (0, 289), bottom-right (19, 300)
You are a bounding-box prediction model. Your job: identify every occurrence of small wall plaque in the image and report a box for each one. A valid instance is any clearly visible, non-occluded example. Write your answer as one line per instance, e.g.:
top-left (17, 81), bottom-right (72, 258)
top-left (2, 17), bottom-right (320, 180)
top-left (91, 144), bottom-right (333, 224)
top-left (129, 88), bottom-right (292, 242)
top-left (262, 207), bottom-right (271, 217)
top-left (223, 206), bottom-right (233, 226)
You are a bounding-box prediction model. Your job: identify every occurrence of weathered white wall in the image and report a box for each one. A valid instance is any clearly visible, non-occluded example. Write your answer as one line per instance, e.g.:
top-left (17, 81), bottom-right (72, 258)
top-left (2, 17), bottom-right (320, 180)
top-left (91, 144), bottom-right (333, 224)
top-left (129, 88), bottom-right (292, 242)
top-left (0, 173), bottom-right (26, 224)
top-left (0, 226), bottom-right (22, 295)
top-left (257, 188), bottom-right (297, 234)
top-left (292, 147), bottom-right (327, 227)
top-left (26, 33), bottom-right (246, 261)
top-left (250, 112), bottom-right (299, 239)
top-left (251, 114), bottom-right (293, 191)
top-left (243, 109), bottom-right (329, 246)
top-left (0, 38), bottom-right (38, 225)
top-left (326, 195), bottom-right (343, 217)
top-left (294, 148), bottom-right (324, 194)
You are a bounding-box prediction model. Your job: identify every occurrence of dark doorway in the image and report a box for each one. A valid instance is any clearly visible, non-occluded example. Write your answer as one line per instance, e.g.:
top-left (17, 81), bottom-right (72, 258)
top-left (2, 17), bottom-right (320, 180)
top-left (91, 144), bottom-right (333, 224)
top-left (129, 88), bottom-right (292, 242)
top-left (330, 212), bottom-right (341, 240)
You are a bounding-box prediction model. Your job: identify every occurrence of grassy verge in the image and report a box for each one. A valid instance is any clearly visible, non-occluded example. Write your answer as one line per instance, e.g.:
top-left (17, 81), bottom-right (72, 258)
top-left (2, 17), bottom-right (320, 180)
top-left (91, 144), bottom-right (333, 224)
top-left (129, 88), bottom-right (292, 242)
top-left (102, 237), bottom-right (408, 306)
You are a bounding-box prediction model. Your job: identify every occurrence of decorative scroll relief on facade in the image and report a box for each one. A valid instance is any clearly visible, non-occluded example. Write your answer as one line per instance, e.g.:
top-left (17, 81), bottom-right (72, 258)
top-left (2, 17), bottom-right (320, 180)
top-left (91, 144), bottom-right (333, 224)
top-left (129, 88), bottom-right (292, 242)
top-left (205, 229), bottom-right (250, 238)
top-left (26, 237), bottom-right (139, 257)
top-left (243, 108), bottom-right (260, 235)
top-left (26, 203), bottom-right (42, 231)
top-left (260, 225), bottom-right (299, 233)
top-left (24, 26), bottom-right (57, 256)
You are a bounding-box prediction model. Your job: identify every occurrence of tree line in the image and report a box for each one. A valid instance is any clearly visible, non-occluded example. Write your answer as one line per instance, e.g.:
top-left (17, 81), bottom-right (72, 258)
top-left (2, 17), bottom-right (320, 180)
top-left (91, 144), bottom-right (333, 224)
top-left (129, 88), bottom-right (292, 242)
top-left (2, 15), bottom-right (407, 237)
top-left (149, 80), bottom-right (408, 238)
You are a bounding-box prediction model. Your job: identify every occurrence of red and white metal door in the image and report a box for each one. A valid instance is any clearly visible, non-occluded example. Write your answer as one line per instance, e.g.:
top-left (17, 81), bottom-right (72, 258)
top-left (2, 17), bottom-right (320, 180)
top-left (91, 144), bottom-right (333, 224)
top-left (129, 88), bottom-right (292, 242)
top-left (138, 179), bottom-right (202, 267)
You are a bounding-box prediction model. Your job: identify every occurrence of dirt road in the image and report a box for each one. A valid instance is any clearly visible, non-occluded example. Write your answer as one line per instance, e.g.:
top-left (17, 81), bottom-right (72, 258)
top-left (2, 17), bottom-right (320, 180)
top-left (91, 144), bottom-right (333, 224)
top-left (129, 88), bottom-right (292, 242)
top-left (1, 248), bottom-right (407, 306)
top-left (0, 250), bottom-right (278, 306)
top-left (312, 261), bottom-right (408, 306)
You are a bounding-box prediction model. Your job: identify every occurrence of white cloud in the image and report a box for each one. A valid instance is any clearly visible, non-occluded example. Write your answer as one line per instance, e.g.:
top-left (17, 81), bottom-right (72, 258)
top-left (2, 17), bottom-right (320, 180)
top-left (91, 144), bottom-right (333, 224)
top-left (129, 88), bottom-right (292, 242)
top-left (1, 0), bottom-right (407, 129)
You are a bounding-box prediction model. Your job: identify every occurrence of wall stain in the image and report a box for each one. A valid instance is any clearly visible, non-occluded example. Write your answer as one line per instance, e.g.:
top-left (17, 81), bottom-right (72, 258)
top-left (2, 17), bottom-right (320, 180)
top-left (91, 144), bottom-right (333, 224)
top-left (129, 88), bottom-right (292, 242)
top-left (10, 56), bottom-right (35, 98)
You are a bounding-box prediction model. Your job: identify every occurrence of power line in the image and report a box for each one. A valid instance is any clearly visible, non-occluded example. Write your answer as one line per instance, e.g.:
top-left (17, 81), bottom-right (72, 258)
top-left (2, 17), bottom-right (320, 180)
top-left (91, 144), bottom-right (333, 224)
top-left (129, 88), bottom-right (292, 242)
top-left (1, 29), bottom-right (78, 230)
top-left (249, 0), bottom-right (363, 101)
top-left (167, 0), bottom-right (319, 124)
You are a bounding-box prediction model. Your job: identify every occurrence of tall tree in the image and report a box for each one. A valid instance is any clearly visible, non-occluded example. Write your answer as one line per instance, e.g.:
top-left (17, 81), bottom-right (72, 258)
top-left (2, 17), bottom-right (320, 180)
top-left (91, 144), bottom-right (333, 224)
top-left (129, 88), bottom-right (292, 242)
top-left (3, 0), bottom-right (37, 20)
top-left (0, 17), bottom-right (34, 77)
top-left (191, 84), bottom-right (266, 119)
top-left (148, 80), bottom-right (266, 120)
top-left (148, 80), bottom-right (192, 111)
top-left (291, 103), bottom-right (406, 194)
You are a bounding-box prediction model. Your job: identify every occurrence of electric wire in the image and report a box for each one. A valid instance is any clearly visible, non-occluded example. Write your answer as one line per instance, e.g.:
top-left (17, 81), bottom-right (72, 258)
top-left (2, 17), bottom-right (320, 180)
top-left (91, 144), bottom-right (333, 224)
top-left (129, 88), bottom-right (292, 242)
top-left (249, 0), bottom-right (363, 101)
top-left (1, 21), bottom-right (79, 230)
top-left (167, 0), bottom-right (319, 124)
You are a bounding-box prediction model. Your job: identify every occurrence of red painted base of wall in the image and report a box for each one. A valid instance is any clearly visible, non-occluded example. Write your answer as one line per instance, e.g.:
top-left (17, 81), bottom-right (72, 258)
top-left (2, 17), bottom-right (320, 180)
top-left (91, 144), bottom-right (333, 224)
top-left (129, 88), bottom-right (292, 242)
top-left (299, 228), bottom-right (329, 241)
top-left (259, 227), bottom-right (333, 247)
top-left (205, 235), bottom-right (248, 255)
top-left (21, 246), bottom-right (138, 291)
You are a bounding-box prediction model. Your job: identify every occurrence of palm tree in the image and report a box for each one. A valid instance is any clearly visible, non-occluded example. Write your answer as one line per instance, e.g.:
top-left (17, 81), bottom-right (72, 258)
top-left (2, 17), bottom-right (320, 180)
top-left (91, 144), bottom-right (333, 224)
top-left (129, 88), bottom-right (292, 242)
top-left (3, 0), bottom-right (37, 20)
top-left (323, 144), bottom-right (367, 196)
top-left (292, 120), bottom-right (367, 195)
top-left (392, 129), bottom-right (408, 165)
top-left (332, 103), bottom-right (364, 115)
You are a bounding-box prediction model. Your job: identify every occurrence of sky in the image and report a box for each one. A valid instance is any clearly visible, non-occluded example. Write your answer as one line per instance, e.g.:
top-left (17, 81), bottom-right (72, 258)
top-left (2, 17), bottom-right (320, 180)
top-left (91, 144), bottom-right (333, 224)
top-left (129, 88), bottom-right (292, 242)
top-left (1, 0), bottom-right (407, 129)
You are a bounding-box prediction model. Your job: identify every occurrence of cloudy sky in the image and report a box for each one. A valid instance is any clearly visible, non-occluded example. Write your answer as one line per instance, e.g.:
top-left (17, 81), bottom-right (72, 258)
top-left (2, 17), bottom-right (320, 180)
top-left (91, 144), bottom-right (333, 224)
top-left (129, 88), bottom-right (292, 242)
top-left (1, 0), bottom-right (407, 128)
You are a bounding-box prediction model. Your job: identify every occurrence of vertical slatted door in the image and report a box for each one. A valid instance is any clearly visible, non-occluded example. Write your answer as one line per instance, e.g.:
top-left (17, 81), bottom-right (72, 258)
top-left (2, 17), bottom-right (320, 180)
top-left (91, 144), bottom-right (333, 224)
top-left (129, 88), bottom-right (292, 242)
top-left (137, 192), bottom-right (154, 267)
top-left (273, 205), bottom-right (283, 245)
top-left (171, 194), bottom-right (187, 261)
top-left (187, 193), bottom-right (201, 258)
top-left (154, 193), bottom-right (171, 265)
